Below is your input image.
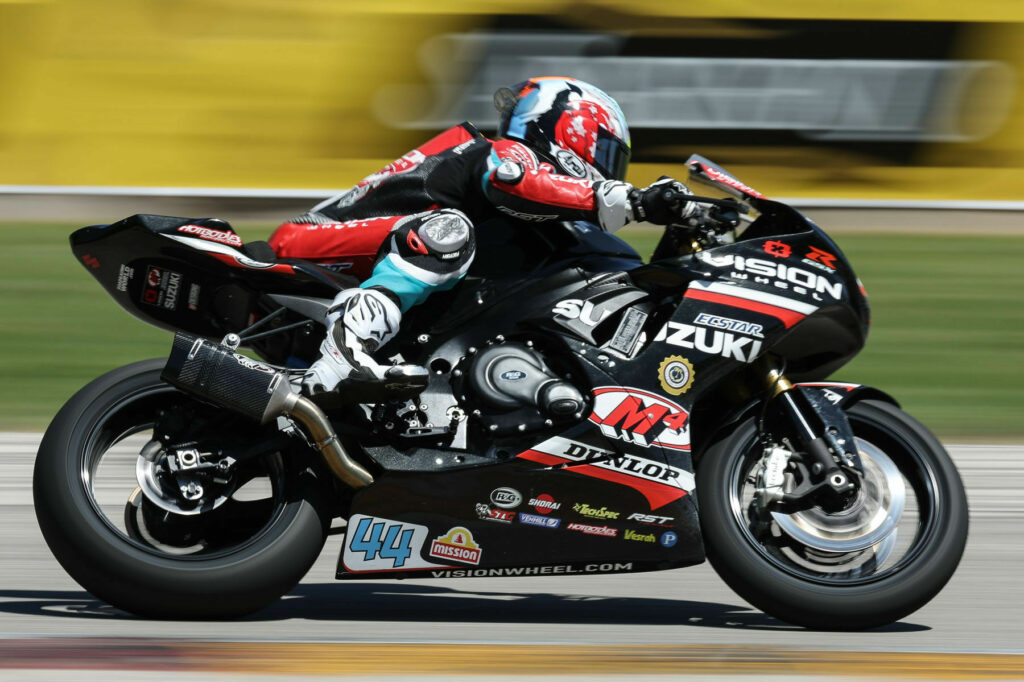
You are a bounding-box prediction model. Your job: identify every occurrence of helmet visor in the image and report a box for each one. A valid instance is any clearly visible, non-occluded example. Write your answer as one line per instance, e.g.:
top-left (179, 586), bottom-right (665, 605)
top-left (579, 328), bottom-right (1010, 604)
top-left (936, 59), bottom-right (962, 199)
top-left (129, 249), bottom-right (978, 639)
top-left (592, 129), bottom-right (631, 181)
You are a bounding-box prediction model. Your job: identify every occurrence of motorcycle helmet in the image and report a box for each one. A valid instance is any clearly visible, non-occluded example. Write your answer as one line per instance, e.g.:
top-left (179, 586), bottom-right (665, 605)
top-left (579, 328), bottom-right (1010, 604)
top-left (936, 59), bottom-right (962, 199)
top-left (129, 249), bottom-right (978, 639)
top-left (494, 76), bottom-right (631, 181)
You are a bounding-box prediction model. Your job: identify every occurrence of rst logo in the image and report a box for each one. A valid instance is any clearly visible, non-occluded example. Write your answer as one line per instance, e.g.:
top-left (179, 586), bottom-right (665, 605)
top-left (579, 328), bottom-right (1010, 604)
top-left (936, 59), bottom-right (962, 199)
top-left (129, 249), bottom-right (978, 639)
top-left (654, 322), bottom-right (762, 362)
top-left (588, 387), bottom-right (690, 450)
top-left (628, 512), bottom-right (674, 525)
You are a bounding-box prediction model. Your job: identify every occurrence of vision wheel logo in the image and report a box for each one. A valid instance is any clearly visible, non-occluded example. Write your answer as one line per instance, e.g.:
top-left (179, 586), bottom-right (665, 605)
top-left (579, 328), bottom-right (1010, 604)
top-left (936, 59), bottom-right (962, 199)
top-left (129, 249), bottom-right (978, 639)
top-left (658, 355), bottom-right (695, 395)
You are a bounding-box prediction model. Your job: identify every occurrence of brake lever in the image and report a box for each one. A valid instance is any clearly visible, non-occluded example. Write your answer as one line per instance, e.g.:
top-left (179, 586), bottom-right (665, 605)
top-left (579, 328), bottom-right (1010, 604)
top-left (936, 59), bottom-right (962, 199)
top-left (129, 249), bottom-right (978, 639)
top-left (663, 191), bottom-right (748, 213)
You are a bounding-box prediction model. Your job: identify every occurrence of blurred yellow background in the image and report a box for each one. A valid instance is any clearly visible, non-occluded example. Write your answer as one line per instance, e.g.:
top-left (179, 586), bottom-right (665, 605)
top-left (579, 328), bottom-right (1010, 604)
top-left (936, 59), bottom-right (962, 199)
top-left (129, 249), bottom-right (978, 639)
top-left (2, 0), bottom-right (1024, 199)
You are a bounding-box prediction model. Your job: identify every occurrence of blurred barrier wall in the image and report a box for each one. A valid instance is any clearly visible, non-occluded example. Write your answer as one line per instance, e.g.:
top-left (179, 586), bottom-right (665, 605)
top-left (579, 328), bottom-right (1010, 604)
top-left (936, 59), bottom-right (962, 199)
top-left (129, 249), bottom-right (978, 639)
top-left (2, 1), bottom-right (1024, 199)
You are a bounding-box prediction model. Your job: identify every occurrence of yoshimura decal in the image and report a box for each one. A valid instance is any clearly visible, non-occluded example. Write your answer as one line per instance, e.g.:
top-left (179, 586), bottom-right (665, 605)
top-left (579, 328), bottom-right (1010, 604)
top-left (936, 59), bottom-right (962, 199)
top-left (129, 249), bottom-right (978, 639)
top-left (552, 298), bottom-right (611, 326)
top-left (659, 355), bottom-right (695, 395)
top-left (343, 514), bottom-right (450, 572)
top-left (428, 562), bottom-right (634, 578)
top-left (654, 323), bottom-right (762, 363)
top-left (429, 527), bottom-right (482, 565)
top-left (697, 252), bottom-right (844, 300)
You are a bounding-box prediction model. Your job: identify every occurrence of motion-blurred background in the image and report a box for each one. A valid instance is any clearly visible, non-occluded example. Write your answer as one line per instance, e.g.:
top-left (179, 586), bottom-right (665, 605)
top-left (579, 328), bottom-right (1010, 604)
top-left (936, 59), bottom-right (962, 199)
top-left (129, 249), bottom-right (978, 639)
top-left (2, 1), bottom-right (1023, 437)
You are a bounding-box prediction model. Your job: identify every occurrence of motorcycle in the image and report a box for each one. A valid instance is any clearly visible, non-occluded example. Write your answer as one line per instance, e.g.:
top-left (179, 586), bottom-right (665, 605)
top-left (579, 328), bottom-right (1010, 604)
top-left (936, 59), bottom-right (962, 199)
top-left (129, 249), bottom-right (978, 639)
top-left (33, 155), bottom-right (968, 629)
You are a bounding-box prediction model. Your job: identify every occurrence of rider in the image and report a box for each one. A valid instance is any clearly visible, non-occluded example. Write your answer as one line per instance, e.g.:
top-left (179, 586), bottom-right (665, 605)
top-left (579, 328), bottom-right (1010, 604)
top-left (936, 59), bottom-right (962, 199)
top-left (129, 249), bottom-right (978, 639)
top-left (269, 76), bottom-right (696, 395)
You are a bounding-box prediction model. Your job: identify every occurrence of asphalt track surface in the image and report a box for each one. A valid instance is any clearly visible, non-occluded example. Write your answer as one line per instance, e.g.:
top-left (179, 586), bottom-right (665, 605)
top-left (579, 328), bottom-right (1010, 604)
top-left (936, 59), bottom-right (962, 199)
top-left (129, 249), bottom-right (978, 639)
top-left (1, 433), bottom-right (1022, 679)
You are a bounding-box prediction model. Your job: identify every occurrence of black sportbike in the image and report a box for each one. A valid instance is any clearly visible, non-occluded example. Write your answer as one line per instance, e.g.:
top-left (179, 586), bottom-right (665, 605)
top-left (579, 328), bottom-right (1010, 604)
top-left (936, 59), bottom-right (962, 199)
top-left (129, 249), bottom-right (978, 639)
top-left (34, 156), bottom-right (968, 629)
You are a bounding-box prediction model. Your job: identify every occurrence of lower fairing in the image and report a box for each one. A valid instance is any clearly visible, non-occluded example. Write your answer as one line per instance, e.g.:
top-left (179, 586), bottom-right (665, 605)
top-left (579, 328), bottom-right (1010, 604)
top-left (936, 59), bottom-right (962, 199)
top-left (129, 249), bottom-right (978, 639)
top-left (334, 459), bottom-right (705, 580)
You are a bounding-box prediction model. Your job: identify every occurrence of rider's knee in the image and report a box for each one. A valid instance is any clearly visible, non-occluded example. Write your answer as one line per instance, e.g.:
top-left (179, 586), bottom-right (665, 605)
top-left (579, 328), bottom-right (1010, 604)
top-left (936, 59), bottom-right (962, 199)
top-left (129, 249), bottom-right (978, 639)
top-left (363, 209), bottom-right (476, 311)
top-left (391, 209), bottom-right (475, 277)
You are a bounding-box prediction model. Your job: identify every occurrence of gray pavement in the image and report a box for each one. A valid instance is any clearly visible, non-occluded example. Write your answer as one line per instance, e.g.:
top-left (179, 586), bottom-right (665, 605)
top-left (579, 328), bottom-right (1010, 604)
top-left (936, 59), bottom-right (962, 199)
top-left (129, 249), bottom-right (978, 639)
top-left (0, 434), bottom-right (1020, 655)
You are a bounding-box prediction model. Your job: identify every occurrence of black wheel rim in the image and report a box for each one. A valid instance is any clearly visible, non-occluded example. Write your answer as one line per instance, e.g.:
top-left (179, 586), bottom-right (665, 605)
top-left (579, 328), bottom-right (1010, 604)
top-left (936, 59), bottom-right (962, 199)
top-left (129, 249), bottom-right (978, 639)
top-left (78, 381), bottom-right (291, 561)
top-left (726, 409), bottom-right (942, 586)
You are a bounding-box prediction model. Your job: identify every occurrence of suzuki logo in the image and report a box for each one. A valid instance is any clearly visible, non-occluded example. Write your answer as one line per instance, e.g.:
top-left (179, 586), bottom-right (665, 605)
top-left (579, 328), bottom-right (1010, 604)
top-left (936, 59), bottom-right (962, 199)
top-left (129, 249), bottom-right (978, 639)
top-left (552, 299), bottom-right (611, 326)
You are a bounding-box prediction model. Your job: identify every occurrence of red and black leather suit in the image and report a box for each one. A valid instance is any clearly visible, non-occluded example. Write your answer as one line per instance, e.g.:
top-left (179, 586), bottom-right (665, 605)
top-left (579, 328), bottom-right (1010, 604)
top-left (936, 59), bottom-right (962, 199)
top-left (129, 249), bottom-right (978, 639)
top-left (269, 121), bottom-right (632, 312)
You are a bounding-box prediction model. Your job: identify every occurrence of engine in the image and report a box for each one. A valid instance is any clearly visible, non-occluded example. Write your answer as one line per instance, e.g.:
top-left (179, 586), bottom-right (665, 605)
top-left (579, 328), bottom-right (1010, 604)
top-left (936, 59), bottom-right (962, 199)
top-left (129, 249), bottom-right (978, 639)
top-left (458, 341), bottom-right (585, 437)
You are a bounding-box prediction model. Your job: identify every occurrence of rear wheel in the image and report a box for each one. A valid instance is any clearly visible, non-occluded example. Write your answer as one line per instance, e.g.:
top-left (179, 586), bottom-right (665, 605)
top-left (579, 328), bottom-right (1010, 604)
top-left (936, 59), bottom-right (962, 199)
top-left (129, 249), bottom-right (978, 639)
top-left (697, 399), bottom-right (968, 629)
top-left (33, 359), bottom-right (331, 618)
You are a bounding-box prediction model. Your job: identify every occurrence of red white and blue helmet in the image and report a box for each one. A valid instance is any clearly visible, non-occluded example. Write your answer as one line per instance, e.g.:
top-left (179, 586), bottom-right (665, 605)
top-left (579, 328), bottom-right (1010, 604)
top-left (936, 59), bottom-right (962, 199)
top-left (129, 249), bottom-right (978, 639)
top-left (494, 77), bottom-right (631, 181)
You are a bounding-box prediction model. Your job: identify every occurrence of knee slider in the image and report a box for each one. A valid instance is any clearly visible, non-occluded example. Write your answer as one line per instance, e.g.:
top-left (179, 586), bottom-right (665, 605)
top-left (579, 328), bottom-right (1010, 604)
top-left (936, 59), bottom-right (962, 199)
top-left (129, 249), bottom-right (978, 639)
top-left (413, 209), bottom-right (473, 258)
top-left (392, 209), bottom-right (475, 271)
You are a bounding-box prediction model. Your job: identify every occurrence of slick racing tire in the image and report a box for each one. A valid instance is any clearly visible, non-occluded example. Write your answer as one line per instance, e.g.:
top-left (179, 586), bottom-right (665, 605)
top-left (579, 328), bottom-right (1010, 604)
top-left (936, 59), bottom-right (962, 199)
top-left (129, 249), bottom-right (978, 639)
top-left (33, 359), bottom-right (331, 619)
top-left (697, 399), bottom-right (968, 630)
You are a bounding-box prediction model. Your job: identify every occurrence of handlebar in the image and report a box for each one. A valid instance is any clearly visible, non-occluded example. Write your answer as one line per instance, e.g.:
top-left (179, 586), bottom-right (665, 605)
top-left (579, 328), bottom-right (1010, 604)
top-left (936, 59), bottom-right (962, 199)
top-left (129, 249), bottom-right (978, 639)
top-left (663, 190), bottom-right (748, 213)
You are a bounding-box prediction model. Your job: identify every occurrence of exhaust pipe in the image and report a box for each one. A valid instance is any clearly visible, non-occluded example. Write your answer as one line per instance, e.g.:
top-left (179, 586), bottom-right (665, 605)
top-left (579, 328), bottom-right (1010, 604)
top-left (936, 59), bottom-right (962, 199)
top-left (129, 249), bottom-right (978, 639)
top-left (161, 332), bottom-right (373, 488)
top-left (279, 392), bottom-right (373, 488)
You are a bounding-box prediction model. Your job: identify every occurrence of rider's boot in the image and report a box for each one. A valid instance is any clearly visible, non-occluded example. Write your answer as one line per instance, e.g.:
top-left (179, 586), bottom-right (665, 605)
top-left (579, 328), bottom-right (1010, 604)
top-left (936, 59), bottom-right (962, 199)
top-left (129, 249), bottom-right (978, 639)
top-left (302, 288), bottom-right (427, 399)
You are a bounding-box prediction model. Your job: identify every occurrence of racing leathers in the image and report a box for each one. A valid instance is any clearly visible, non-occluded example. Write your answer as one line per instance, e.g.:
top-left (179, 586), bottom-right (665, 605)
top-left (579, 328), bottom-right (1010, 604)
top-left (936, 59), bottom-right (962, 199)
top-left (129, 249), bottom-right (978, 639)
top-left (269, 121), bottom-right (687, 393)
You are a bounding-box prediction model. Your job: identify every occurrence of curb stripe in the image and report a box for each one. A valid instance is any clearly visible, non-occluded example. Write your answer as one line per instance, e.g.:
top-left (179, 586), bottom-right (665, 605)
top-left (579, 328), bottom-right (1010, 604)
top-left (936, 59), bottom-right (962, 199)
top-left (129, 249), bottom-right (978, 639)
top-left (1, 640), bottom-right (1022, 678)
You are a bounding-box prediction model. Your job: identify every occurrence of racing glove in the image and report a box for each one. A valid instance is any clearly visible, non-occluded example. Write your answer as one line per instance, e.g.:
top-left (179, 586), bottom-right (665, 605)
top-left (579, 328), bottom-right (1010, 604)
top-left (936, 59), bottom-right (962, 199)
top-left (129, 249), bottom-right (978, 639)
top-left (630, 176), bottom-right (698, 225)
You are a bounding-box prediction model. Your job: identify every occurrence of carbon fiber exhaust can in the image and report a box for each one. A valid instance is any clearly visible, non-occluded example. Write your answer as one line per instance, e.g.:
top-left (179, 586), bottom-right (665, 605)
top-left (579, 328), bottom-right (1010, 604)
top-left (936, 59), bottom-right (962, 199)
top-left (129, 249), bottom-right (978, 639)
top-left (161, 332), bottom-right (293, 424)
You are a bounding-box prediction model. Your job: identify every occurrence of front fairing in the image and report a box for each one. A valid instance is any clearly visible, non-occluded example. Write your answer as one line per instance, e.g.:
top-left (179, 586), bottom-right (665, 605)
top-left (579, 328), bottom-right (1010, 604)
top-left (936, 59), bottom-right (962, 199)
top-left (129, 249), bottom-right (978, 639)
top-left (631, 199), bottom-right (869, 380)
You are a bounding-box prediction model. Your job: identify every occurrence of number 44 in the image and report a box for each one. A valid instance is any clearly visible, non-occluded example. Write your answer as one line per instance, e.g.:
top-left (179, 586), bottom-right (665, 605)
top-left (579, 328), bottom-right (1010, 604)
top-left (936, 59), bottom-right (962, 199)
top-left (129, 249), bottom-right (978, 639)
top-left (349, 517), bottom-right (415, 567)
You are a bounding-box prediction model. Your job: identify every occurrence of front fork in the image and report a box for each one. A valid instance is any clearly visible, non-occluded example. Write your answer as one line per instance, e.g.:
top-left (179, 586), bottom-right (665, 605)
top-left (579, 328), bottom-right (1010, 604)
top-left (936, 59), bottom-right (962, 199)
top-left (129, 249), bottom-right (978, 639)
top-left (758, 366), bottom-right (863, 510)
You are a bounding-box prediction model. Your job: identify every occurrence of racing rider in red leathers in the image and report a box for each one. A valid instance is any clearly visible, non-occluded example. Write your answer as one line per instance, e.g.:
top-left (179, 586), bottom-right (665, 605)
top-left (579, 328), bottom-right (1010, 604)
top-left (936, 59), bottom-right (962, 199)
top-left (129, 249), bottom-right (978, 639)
top-left (269, 76), bottom-right (696, 395)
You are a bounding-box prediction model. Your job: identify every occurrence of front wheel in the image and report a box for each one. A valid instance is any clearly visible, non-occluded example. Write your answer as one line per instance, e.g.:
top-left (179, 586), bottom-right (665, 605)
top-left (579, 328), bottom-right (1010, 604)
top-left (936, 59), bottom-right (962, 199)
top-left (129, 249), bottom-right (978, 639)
top-left (697, 399), bottom-right (968, 629)
top-left (33, 359), bottom-right (331, 619)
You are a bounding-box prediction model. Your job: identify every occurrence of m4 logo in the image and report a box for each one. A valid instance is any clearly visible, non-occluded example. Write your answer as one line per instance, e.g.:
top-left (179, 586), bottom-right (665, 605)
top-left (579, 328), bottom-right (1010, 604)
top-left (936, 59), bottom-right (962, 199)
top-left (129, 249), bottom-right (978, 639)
top-left (588, 387), bottom-right (691, 451)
